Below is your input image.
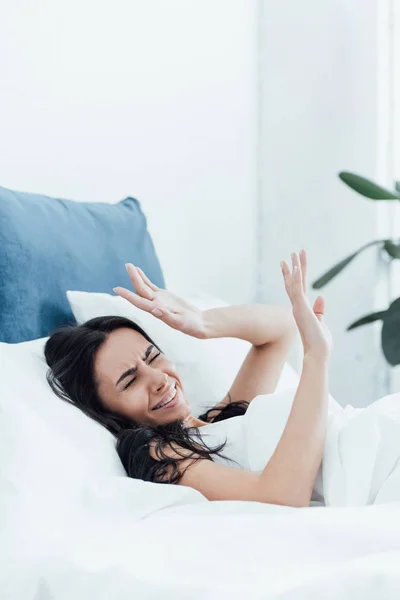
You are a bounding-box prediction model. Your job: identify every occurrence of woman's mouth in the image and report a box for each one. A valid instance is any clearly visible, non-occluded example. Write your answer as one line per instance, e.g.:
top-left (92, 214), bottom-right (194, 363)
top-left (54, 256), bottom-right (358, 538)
top-left (152, 386), bottom-right (180, 411)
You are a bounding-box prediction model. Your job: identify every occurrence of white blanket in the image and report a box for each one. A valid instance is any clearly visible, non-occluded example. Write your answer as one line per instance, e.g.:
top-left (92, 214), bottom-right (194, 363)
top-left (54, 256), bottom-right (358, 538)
top-left (245, 389), bottom-right (400, 506)
top-left (2, 496), bottom-right (400, 599)
top-left (2, 390), bottom-right (400, 598)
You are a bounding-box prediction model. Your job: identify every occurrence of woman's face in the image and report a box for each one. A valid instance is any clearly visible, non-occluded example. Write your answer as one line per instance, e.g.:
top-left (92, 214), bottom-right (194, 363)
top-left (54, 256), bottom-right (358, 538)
top-left (94, 327), bottom-right (191, 426)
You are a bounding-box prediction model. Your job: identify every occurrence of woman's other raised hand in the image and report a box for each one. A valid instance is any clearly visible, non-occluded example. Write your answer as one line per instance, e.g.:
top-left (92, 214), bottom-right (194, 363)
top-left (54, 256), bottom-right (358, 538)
top-left (280, 250), bottom-right (332, 359)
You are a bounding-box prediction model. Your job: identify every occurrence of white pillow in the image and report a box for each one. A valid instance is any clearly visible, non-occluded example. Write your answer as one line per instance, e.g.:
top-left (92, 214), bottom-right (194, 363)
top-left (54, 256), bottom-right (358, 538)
top-left (0, 337), bottom-right (207, 585)
top-left (0, 338), bottom-right (204, 531)
top-left (67, 290), bottom-right (301, 417)
top-left (0, 337), bottom-right (125, 479)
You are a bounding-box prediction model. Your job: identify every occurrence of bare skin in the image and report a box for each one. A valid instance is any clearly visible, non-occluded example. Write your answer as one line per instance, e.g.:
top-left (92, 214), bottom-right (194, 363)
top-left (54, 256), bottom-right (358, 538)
top-left (97, 262), bottom-right (297, 427)
top-left (96, 250), bottom-right (332, 507)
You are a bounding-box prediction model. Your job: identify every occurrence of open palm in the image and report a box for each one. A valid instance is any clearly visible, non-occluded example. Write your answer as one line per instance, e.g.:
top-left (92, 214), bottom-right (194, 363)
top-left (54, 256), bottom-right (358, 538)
top-left (281, 250), bottom-right (333, 358)
top-left (113, 264), bottom-right (206, 338)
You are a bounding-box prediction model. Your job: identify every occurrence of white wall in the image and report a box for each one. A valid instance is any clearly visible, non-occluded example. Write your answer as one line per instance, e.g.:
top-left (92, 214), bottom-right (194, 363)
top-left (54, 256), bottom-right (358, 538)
top-left (386, 0), bottom-right (400, 393)
top-left (0, 0), bottom-right (257, 304)
top-left (1, 0), bottom-right (391, 407)
top-left (258, 0), bottom-right (387, 407)
top-left (395, 0), bottom-right (400, 181)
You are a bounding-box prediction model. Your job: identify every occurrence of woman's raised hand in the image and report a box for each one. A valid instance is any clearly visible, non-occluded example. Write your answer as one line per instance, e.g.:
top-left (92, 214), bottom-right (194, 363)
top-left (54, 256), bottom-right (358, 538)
top-left (113, 264), bottom-right (207, 338)
top-left (281, 250), bottom-right (332, 359)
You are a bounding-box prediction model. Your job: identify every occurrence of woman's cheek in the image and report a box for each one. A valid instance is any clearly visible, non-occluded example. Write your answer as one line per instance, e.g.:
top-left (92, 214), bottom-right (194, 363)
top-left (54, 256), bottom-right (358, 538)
top-left (124, 390), bottom-right (142, 420)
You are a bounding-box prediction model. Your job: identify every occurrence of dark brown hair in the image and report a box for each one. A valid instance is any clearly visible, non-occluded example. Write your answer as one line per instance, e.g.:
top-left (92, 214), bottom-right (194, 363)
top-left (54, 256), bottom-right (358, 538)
top-left (44, 316), bottom-right (248, 484)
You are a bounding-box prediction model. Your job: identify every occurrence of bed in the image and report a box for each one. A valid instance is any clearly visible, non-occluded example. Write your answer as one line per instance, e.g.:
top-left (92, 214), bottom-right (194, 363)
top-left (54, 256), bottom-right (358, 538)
top-left (1, 185), bottom-right (400, 599)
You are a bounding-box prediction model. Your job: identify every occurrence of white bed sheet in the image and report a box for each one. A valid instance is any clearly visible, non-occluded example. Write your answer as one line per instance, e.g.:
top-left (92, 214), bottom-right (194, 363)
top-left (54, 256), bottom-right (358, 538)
top-left (2, 489), bottom-right (400, 599)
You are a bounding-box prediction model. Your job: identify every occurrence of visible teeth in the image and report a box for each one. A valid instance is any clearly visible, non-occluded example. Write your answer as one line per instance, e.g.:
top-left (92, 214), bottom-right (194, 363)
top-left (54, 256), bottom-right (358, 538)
top-left (155, 388), bottom-right (177, 410)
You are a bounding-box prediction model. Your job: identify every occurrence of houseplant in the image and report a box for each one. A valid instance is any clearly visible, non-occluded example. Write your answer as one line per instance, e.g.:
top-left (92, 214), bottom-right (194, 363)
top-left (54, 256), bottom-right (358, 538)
top-left (312, 172), bottom-right (400, 366)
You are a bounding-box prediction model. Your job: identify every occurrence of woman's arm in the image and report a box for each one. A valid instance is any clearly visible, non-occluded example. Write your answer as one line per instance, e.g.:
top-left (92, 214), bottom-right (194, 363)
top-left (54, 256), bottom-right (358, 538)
top-left (202, 304), bottom-right (296, 408)
top-left (114, 264), bottom-right (297, 407)
top-left (203, 304), bottom-right (296, 347)
top-left (165, 353), bottom-right (328, 508)
top-left (173, 251), bottom-right (332, 507)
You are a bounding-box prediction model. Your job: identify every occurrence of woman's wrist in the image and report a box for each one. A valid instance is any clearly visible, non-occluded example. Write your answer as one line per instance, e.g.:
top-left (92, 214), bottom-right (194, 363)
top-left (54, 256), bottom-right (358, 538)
top-left (303, 352), bottom-right (330, 367)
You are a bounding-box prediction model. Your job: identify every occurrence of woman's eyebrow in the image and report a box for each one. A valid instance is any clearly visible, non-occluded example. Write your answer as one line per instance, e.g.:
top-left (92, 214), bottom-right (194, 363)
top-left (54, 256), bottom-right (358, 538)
top-left (115, 344), bottom-right (154, 387)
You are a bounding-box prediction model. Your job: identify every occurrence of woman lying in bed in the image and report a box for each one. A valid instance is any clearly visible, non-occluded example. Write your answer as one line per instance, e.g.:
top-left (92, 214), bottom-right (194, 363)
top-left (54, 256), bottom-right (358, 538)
top-left (45, 250), bottom-right (332, 508)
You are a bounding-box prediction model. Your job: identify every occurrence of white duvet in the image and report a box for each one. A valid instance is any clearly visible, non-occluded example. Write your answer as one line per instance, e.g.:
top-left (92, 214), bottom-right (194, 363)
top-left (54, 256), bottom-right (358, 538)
top-left (2, 388), bottom-right (400, 599)
top-left (2, 493), bottom-right (400, 599)
top-left (246, 388), bottom-right (400, 507)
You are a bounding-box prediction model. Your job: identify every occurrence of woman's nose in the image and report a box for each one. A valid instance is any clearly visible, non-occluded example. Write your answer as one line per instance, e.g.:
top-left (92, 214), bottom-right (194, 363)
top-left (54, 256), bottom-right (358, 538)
top-left (151, 371), bottom-right (169, 393)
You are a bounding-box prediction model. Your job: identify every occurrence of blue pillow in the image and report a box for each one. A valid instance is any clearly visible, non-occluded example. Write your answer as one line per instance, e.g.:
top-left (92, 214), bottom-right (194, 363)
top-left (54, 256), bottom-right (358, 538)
top-left (0, 186), bottom-right (165, 343)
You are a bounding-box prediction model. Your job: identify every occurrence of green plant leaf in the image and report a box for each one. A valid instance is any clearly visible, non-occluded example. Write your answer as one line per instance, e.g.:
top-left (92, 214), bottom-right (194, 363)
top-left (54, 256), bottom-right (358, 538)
top-left (382, 297), bottom-right (400, 366)
top-left (312, 240), bottom-right (387, 289)
top-left (347, 310), bottom-right (387, 331)
top-left (383, 240), bottom-right (400, 259)
top-left (339, 172), bottom-right (400, 200)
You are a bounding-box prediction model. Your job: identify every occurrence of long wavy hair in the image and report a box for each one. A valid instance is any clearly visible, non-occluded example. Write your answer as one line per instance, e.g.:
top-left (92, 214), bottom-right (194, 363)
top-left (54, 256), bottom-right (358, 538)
top-left (44, 316), bottom-right (248, 484)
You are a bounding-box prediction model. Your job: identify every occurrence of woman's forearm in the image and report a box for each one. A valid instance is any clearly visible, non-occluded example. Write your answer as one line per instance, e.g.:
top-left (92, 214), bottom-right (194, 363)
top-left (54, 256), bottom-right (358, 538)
top-left (258, 354), bottom-right (329, 507)
top-left (202, 304), bottom-right (296, 346)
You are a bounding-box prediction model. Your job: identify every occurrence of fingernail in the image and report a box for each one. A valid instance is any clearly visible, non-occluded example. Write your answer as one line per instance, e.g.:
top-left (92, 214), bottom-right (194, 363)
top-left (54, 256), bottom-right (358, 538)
top-left (152, 309), bottom-right (163, 317)
top-left (113, 288), bottom-right (117, 293)
top-left (280, 261), bottom-right (283, 269)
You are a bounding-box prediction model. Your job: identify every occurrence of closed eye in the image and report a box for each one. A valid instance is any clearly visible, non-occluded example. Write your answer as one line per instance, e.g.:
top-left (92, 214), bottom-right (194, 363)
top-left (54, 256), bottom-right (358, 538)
top-left (123, 352), bottom-right (161, 390)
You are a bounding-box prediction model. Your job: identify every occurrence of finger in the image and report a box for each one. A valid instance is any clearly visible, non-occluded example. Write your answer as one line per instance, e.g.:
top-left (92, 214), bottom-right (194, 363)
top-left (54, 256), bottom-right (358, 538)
top-left (113, 286), bottom-right (153, 312)
top-left (313, 296), bottom-right (325, 322)
top-left (291, 251), bottom-right (301, 272)
top-left (280, 260), bottom-right (292, 299)
top-left (125, 263), bottom-right (154, 300)
top-left (300, 249), bottom-right (308, 294)
top-left (136, 267), bottom-right (159, 292)
top-left (291, 253), bottom-right (303, 298)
